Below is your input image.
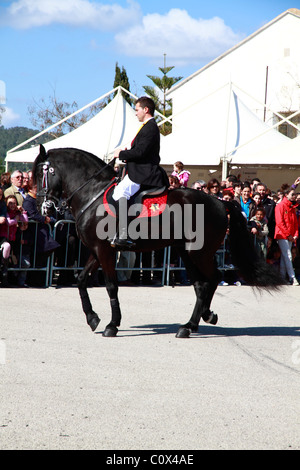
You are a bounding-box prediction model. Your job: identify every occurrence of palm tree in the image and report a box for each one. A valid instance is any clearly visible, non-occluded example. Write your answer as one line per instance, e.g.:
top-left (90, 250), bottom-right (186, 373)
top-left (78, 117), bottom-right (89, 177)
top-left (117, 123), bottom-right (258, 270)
top-left (143, 54), bottom-right (182, 134)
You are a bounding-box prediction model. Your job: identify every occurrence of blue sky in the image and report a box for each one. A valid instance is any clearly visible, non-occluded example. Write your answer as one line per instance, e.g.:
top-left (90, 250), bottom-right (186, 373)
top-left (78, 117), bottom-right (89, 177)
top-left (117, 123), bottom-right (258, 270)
top-left (0, 0), bottom-right (295, 128)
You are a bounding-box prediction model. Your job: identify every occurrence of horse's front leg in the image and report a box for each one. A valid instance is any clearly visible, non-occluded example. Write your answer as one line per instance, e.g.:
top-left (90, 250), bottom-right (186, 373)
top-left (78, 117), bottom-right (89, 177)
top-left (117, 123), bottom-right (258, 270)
top-left (77, 254), bottom-right (101, 331)
top-left (101, 248), bottom-right (121, 337)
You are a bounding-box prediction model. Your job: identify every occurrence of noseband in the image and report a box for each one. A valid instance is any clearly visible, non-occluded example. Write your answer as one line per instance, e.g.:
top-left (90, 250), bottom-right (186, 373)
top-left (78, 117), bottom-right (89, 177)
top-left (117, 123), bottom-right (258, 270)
top-left (37, 161), bottom-right (69, 215)
top-left (37, 160), bottom-right (117, 217)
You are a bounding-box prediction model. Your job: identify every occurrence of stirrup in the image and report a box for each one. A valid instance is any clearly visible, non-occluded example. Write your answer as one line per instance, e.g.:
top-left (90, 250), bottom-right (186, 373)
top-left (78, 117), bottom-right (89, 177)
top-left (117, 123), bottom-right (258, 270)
top-left (111, 236), bottom-right (136, 249)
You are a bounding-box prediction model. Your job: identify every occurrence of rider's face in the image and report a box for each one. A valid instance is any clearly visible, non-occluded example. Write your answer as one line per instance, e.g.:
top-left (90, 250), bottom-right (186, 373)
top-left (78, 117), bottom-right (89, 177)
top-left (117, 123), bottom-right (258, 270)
top-left (135, 103), bottom-right (148, 122)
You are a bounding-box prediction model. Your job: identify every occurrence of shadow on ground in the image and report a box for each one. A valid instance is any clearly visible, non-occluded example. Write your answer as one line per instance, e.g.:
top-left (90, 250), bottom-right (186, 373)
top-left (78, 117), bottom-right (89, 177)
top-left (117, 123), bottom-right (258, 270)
top-left (97, 323), bottom-right (300, 338)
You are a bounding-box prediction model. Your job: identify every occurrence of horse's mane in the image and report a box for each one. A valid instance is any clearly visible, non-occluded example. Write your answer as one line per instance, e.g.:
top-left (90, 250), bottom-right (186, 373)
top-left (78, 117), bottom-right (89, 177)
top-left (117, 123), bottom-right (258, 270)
top-left (32, 145), bottom-right (115, 182)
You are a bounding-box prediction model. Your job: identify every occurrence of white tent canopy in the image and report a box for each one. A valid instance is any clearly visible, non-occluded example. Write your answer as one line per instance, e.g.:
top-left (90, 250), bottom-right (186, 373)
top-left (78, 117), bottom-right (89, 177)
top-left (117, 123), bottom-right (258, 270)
top-left (231, 133), bottom-right (300, 166)
top-left (5, 88), bottom-right (140, 166)
top-left (160, 83), bottom-right (290, 170)
top-left (6, 83), bottom-right (297, 173)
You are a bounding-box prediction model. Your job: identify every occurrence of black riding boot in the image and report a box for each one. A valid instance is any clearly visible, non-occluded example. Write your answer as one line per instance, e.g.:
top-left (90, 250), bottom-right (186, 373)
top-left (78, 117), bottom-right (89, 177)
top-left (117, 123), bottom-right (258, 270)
top-left (111, 197), bottom-right (136, 249)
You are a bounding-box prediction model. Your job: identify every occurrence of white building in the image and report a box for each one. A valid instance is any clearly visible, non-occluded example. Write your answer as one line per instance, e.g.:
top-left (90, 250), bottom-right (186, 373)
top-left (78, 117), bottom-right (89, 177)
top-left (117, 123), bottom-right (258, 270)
top-left (162, 8), bottom-right (300, 188)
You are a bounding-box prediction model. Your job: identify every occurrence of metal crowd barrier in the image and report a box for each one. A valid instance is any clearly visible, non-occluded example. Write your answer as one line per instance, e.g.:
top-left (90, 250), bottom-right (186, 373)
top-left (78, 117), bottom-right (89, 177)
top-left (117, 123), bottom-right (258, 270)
top-left (49, 220), bottom-right (167, 286)
top-left (6, 220), bottom-right (51, 287)
top-left (3, 220), bottom-right (256, 288)
top-left (116, 250), bottom-right (167, 286)
top-left (215, 235), bottom-right (237, 272)
top-left (165, 235), bottom-right (238, 286)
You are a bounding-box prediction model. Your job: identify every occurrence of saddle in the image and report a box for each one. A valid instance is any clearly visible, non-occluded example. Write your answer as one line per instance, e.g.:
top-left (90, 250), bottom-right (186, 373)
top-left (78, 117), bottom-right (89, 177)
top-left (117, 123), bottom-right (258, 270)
top-left (103, 182), bottom-right (168, 219)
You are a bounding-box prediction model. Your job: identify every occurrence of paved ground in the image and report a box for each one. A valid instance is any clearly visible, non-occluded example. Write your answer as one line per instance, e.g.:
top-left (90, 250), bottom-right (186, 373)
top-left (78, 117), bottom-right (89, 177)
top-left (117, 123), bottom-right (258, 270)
top-left (0, 284), bottom-right (299, 450)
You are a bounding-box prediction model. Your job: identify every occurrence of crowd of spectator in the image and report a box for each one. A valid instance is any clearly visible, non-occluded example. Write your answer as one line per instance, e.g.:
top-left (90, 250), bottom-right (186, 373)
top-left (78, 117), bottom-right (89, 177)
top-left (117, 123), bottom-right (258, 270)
top-left (170, 167), bottom-right (300, 286)
top-left (1, 166), bottom-right (300, 287)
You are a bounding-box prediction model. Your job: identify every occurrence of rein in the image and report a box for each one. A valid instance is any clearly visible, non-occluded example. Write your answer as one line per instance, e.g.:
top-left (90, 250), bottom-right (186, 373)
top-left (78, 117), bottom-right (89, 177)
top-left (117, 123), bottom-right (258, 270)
top-left (75, 177), bottom-right (118, 223)
top-left (38, 159), bottom-right (118, 218)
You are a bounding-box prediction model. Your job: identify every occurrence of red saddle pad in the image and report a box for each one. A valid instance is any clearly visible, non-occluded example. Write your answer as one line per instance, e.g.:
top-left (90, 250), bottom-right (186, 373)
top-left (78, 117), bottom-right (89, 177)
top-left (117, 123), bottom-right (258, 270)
top-left (103, 183), bottom-right (168, 219)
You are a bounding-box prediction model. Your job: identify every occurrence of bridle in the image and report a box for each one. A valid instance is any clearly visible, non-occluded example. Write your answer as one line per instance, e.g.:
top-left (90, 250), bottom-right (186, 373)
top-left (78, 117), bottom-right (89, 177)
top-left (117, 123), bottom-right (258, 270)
top-left (36, 161), bottom-right (62, 215)
top-left (37, 160), bottom-right (118, 219)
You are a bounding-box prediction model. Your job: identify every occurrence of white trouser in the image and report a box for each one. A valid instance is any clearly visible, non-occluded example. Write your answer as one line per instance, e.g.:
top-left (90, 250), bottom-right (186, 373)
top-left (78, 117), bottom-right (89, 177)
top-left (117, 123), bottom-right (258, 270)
top-left (0, 241), bottom-right (11, 259)
top-left (277, 239), bottom-right (296, 280)
top-left (112, 174), bottom-right (140, 201)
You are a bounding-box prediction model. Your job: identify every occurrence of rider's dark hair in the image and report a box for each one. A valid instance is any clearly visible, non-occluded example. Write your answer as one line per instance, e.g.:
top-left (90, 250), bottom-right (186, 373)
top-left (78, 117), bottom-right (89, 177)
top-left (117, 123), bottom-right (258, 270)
top-left (136, 96), bottom-right (155, 116)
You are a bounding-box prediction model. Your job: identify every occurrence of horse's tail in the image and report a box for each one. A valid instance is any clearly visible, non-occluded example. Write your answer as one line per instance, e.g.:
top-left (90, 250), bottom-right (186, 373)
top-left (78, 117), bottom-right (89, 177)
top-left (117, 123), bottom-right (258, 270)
top-left (224, 201), bottom-right (285, 289)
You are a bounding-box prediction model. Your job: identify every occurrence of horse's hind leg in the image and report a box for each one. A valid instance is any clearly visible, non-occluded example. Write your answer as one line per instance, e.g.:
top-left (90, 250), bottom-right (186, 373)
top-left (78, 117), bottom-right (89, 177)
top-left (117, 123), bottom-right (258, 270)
top-left (78, 254), bottom-right (101, 331)
top-left (190, 272), bottom-right (220, 326)
top-left (175, 250), bottom-right (220, 338)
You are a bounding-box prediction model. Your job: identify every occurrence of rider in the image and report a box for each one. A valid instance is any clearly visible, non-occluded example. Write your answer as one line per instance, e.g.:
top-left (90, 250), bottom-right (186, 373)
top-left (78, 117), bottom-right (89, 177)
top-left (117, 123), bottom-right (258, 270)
top-left (112, 96), bottom-right (169, 248)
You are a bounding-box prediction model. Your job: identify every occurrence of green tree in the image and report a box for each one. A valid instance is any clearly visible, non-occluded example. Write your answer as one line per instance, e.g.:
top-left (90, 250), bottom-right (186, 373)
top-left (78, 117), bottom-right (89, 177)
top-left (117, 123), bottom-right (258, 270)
top-left (143, 54), bottom-right (182, 135)
top-left (113, 62), bottom-right (133, 105)
top-left (0, 126), bottom-right (54, 172)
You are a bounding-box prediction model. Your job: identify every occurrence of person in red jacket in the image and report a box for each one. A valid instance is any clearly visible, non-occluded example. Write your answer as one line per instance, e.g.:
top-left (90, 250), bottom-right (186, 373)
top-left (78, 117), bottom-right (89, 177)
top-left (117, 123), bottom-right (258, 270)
top-left (274, 187), bottom-right (299, 285)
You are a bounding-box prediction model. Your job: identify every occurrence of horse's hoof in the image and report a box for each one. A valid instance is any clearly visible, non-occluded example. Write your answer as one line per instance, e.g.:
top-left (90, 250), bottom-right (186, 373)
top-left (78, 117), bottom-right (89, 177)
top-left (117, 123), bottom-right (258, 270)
top-left (103, 326), bottom-right (118, 337)
top-left (204, 312), bottom-right (218, 325)
top-left (176, 327), bottom-right (191, 338)
top-left (87, 314), bottom-right (100, 332)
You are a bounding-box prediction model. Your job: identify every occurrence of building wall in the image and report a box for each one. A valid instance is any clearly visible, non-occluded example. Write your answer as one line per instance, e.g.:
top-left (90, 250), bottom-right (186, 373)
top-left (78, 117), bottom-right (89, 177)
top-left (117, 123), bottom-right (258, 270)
top-left (170, 12), bottom-right (300, 132)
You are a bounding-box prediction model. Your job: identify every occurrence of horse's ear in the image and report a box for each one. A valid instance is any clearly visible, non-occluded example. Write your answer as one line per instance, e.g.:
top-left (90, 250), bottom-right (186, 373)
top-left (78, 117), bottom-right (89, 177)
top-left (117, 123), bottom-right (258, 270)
top-left (39, 144), bottom-right (46, 157)
top-left (32, 144), bottom-right (46, 180)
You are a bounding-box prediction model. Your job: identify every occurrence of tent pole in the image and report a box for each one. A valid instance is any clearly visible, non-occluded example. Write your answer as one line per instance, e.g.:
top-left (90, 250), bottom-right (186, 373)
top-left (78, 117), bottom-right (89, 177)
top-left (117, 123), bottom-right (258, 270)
top-left (222, 80), bottom-right (232, 180)
top-left (104, 88), bottom-right (121, 162)
top-left (222, 157), bottom-right (228, 181)
top-left (263, 66), bottom-right (269, 122)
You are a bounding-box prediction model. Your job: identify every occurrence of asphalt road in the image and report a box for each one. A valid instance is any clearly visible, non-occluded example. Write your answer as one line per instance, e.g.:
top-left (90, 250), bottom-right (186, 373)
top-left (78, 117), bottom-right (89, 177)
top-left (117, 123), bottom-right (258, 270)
top-left (0, 284), bottom-right (299, 450)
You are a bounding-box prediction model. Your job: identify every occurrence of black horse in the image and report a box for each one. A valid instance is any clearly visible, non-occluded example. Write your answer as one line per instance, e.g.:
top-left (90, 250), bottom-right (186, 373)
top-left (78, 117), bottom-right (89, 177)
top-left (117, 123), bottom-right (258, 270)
top-left (33, 145), bottom-right (283, 338)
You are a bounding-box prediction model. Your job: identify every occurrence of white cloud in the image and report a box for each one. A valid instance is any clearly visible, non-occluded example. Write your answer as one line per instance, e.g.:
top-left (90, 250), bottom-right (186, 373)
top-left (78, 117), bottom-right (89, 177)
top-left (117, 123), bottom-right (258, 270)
top-left (2, 0), bottom-right (141, 31)
top-left (1, 107), bottom-right (21, 127)
top-left (2, 2), bottom-right (245, 65)
top-left (115, 9), bottom-right (244, 64)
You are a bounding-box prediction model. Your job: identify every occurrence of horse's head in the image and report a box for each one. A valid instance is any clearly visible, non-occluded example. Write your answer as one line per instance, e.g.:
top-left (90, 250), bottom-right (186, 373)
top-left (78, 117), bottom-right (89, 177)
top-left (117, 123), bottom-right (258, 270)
top-left (33, 145), bottom-right (63, 216)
